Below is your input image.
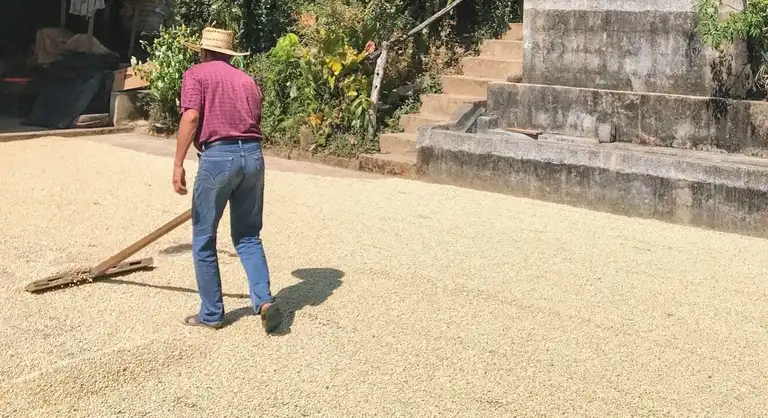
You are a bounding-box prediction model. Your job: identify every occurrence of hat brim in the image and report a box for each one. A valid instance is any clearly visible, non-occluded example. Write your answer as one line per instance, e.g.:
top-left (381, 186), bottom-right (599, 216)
top-left (182, 41), bottom-right (249, 57)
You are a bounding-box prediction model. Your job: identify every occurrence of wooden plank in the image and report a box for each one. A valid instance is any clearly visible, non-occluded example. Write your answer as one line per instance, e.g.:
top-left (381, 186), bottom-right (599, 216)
top-left (25, 257), bottom-right (154, 293)
top-left (103, 0), bottom-right (112, 46)
top-left (128, 6), bottom-right (140, 59)
top-left (368, 41), bottom-right (389, 140)
top-left (61, 0), bottom-right (68, 27)
top-left (87, 13), bottom-right (96, 50)
top-left (506, 127), bottom-right (543, 139)
top-left (90, 209), bottom-right (192, 276)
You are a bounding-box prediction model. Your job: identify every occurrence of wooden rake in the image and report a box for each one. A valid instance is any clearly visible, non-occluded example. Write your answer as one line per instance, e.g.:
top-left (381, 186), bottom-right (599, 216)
top-left (25, 209), bottom-right (192, 293)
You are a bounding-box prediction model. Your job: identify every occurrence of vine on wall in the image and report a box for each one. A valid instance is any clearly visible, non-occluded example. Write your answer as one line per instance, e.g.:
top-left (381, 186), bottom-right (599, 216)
top-left (696, 0), bottom-right (768, 97)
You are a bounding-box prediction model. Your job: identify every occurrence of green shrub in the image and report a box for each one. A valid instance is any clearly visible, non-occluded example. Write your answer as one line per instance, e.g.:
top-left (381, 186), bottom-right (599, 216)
top-left (256, 27), bottom-right (376, 156)
top-left (136, 0), bottom-right (522, 153)
top-left (696, 0), bottom-right (768, 98)
top-left (132, 25), bottom-right (199, 131)
top-left (174, 0), bottom-right (298, 53)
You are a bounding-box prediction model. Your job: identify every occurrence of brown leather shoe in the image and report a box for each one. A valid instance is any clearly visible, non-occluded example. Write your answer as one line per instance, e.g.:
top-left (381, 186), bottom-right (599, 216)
top-left (182, 314), bottom-right (223, 330)
top-left (260, 304), bottom-right (283, 334)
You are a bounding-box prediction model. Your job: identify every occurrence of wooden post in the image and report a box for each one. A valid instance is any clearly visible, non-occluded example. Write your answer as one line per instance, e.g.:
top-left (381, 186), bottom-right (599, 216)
top-left (103, 0), bottom-right (111, 46)
top-left (128, 4), bottom-right (140, 59)
top-left (87, 13), bottom-right (95, 49)
top-left (368, 41), bottom-right (390, 140)
top-left (60, 0), bottom-right (67, 27)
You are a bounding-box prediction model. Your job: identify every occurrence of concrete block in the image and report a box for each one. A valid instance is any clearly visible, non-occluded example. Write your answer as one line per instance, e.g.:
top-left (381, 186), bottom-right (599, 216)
top-left (598, 123), bottom-right (617, 143)
top-left (488, 82), bottom-right (768, 154)
top-left (399, 113), bottom-right (445, 134)
top-left (446, 101), bottom-right (486, 132)
top-left (479, 40), bottom-right (523, 60)
top-left (380, 132), bottom-right (417, 154)
top-left (359, 153), bottom-right (417, 178)
top-left (476, 116), bottom-right (499, 133)
top-left (503, 23), bottom-right (523, 41)
top-left (522, 3), bottom-right (749, 96)
top-left (417, 129), bottom-right (768, 238)
top-left (441, 75), bottom-right (492, 97)
top-left (420, 94), bottom-right (484, 118)
top-left (110, 90), bottom-right (146, 127)
top-left (461, 57), bottom-right (523, 80)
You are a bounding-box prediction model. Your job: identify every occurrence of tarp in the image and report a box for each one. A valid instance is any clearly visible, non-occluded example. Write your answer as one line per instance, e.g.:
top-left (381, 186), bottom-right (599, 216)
top-left (23, 52), bottom-right (118, 129)
top-left (35, 28), bottom-right (115, 65)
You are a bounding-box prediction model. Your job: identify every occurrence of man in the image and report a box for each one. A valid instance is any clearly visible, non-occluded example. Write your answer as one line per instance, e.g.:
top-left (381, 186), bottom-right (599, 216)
top-left (172, 28), bottom-right (282, 333)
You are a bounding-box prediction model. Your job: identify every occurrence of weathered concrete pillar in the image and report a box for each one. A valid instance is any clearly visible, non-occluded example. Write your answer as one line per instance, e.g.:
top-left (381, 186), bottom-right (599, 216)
top-left (522, 0), bottom-right (747, 97)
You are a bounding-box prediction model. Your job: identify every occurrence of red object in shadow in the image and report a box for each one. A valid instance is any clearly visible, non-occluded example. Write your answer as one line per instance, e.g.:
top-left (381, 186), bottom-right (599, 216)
top-left (1, 78), bottom-right (31, 84)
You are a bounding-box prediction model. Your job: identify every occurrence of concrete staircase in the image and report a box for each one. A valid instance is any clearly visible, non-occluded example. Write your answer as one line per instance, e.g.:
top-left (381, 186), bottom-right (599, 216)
top-left (366, 23), bottom-right (523, 173)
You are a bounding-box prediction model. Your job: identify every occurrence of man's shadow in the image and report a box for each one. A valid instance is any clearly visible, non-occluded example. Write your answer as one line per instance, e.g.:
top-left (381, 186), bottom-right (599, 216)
top-left (244, 267), bottom-right (344, 334)
top-left (102, 266), bottom-right (343, 334)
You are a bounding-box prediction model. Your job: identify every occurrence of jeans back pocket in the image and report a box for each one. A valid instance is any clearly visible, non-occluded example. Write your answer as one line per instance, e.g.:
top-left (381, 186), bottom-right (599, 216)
top-left (195, 156), bottom-right (235, 190)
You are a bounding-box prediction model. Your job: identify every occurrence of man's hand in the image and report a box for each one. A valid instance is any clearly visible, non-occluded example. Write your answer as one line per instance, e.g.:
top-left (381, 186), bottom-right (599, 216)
top-left (173, 109), bottom-right (200, 195)
top-left (173, 165), bottom-right (187, 195)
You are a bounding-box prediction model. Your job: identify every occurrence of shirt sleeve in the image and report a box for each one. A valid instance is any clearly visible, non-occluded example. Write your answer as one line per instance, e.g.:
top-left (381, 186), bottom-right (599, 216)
top-left (180, 70), bottom-right (202, 112)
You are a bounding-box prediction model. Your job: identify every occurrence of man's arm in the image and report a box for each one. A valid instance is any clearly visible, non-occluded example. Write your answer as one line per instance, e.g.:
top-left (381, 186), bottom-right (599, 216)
top-left (174, 109), bottom-right (200, 168)
top-left (173, 70), bottom-right (203, 195)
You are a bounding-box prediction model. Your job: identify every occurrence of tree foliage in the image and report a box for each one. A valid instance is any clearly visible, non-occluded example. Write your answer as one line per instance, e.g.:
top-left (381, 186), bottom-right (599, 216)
top-left (136, 0), bottom-right (522, 154)
top-left (696, 0), bottom-right (768, 96)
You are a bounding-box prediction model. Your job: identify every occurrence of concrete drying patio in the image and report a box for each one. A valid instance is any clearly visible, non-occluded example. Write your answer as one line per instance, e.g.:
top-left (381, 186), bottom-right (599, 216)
top-left (0, 134), bottom-right (766, 417)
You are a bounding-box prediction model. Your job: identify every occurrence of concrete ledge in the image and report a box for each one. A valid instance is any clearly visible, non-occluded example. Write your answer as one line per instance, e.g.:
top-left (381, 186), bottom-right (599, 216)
top-left (489, 82), bottom-right (768, 154)
top-left (0, 126), bottom-right (135, 143)
top-left (262, 147), bottom-right (417, 178)
top-left (525, 0), bottom-right (702, 12)
top-left (522, 3), bottom-right (747, 96)
top-left (263, 148), bottom-right (361, 170)
top-left (417, 130), bottom-right (768, 238)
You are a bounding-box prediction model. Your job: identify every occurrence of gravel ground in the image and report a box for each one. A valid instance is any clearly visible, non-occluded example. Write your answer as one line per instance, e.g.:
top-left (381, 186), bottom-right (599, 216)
top-left (1, 136), bottom-right (767, 417)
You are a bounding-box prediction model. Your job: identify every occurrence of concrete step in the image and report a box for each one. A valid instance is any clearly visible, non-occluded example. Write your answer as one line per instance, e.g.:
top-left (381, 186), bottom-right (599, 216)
top-left (0, 126), bottom-right (135, 143)
top-left (359, 152), bottom-right (417, 178)
top-left (461, 57), bottom-right (523, 80)
top-left (503, 23), bottom-right (523, 41)
top-left (418, 128), bottom-right (768, 238)
top-left (380, 132), bottom-right (417, 154)
top-left (479, 40), bottom-right (523, 60)
top-left (420, 93), bottom-right (485, 117)
top-left (441, 75), bottom-right (495, 97)
top-left (399, 113), bottom-right (445, 134)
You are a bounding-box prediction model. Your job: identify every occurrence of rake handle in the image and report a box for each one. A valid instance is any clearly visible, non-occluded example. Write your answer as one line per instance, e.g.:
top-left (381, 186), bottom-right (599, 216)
top-left (90, 209), bottom-right (192, 276)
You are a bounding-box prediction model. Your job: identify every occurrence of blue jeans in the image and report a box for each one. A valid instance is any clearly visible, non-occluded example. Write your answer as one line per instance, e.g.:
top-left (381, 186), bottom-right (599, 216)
top-left (192, 140), bottom-right (274, 324)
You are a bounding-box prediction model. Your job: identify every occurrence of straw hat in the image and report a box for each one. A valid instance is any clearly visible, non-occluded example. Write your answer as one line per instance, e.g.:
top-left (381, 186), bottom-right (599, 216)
top-left (183, 28), bottom-right (249, 56)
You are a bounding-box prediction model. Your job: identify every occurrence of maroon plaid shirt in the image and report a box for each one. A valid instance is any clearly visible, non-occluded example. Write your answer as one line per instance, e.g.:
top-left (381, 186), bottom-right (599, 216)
top-left (180, 60), bottom-right (263, 143)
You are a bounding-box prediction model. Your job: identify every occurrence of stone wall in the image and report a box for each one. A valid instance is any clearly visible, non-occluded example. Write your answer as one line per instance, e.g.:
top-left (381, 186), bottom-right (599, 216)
top-left (523, 0), bottom-right (748, 97)
top-left (488, 81), bottom-right (768, 154)
top-left (416, 128), bottom-right (768, 238)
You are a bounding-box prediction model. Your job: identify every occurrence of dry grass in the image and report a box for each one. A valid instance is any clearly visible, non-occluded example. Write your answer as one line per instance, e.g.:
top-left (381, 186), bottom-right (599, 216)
top-left (1, 136), bottom-right (767, 417)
